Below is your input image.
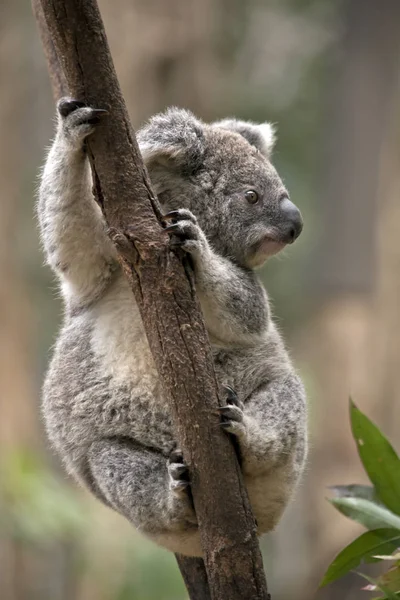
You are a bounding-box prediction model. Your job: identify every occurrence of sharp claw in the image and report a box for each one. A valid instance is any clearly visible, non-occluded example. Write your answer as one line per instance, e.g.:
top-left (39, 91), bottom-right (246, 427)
top-left (163, 211), bottom-right (181, 221)
top-left (85, 109), bottom-right (109, 126)
top-left (89, 108), bottom-right (109, 116)
top-left (223, 385), bottom-right (238, 402)
top-left (164, 224), bottom-right (180, 233)
top-left (217, 406), bottom-right (232, 417)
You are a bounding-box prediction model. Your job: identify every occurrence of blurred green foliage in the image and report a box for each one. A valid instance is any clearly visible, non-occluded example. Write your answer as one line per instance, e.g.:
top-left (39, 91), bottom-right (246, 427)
top-left (0, 451), bottom-right (187, 599)
top-left (0, 450), bottom-right (87, 544)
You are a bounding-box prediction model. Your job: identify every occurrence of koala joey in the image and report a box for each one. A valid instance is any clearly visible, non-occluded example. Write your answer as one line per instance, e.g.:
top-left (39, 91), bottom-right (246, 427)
top-left (38, 98), bottom-right (307, 557)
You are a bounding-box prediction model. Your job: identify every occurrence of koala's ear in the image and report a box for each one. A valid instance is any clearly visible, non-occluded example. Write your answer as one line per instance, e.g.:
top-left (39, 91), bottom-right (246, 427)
top-left (214, 118), bottom-right (276, 158)
top-left (137, 108), bottom-right (206, 174)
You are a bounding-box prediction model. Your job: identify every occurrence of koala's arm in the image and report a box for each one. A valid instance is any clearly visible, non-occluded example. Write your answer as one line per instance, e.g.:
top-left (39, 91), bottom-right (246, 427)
top-left (222, 372), bottom-right (307, 477)
top-left (37, 100), bottom-right (118, 305)
top-left (165, 210), bottom-right (268, 344)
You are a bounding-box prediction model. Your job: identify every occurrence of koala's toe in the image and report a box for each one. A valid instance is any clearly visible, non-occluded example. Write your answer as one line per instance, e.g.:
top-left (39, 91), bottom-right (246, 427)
top-left (168, 462), bottom-right (189, 481)
top-left (58, 98), bottom-right (86, 118)
top-left (163, 209), bottom-right (197, 225)
top-left (222, 385), bottom-right (243, 409)
top-left (218, 401), bottom-right (246, 438)
top-left (164, 221), bottom-right (199, 244)
top-left (218, 404), bottom-right (244, 423)
top-left (168, 449), bottom-right (184, 464)
top-left (170, 479), bottom-right (190, 497)
top-left (168, 449), bottom-right (191, 498)
top-left (70, 107), bottom-right (108, 128)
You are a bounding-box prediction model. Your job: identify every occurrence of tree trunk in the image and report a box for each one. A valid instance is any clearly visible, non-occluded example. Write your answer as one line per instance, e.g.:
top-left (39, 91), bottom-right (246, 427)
top-left (31, 1), bottom-right (270, 598)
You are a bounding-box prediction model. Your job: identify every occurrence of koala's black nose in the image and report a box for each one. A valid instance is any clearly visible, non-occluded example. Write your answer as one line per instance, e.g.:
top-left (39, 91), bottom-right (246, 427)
top-left (279, 198), bottom-right (303, 244)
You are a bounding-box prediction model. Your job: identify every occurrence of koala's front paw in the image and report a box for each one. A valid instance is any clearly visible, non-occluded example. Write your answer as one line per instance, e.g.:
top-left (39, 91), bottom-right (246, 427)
top-left (163, 209), bottom-right (207, 256)
top-left (218, 385), bottom-right (246, 438)
top-left (57, 98), bottom-right (108, 149)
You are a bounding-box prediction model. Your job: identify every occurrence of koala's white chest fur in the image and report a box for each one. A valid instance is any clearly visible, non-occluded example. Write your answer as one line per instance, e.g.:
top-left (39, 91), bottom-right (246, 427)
top-left (90, 275), bottom-right (158, 391)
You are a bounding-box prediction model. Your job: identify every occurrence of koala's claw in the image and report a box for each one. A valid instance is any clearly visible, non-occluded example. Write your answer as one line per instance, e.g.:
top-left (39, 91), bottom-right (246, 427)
top-left (219, 405), bottom-right (245, 436)
top-left (163, 209), bottom-right (197, 225)
top-left (165, 220), bottom-right (198, 239)
top-left (219, 385), bottom-right (246, 436)
top-left (168, 450), bottom-right (190, 497)
top-left (222, 384), bottom-right (242, 407)
top-left (218, 405), bottom-right (244, 423)
top-left (164, 209), bottom-right (198, 239)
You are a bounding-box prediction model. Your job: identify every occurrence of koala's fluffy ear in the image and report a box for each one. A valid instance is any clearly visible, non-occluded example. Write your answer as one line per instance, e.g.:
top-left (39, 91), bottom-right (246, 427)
top-left (137, 108), bottom-right (205, 174)
top-left (214, 118), bottom-right (276, 158)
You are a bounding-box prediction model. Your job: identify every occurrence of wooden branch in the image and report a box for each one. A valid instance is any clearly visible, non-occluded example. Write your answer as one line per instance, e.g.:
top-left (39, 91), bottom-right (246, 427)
top-left (176, 555), bottom-right (212, 600)
top-left (32, 1), bottom-right (270, 598)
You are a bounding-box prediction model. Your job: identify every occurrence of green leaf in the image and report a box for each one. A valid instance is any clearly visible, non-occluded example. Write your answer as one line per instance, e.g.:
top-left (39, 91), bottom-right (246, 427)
top-left (329, 497), bottom-right (400, 531)
top-left (350, 400), bottom-right (400, 515)
top-left (320, 529), bottom-right (400, 587)
top-left (377, 563), bottom-right (400, 595)
top-left (329, 484), bottom-right (380, 503)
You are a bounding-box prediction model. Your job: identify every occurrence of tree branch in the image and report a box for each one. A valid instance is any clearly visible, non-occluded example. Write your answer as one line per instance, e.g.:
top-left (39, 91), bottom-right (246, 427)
top-left (31, 1), bottom-right (270, 598)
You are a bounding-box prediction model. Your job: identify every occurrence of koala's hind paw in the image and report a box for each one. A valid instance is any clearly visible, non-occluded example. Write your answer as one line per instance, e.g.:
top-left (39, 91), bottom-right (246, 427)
top-left (168, 450), bottom-right (191, 497)
top-left (163, 209), bottom-right (207, 256)
top-left (57, 97), bottom-right (108, 148)
top-left (218, 385), bottom-right (246, 437)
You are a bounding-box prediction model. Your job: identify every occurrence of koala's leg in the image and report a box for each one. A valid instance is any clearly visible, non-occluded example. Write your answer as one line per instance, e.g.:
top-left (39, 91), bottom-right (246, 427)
top-left (88, 439), bottom-right (200, 554)
top-left (38, 99), bottom-right (119, 305)
top-left (219, 375), bottom-right (306, 477)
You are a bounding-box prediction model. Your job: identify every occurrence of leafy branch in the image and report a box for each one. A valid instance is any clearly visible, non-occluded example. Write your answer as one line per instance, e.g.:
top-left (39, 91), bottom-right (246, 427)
top-left (321, 400), bottom-right (400, 599)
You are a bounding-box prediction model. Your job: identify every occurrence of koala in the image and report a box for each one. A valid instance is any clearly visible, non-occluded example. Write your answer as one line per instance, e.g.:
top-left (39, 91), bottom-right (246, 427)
top-left (38, 98), bottom-right (307, 557)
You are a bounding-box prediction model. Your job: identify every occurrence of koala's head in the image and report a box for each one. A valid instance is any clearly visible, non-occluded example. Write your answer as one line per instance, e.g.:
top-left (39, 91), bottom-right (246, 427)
top-left (137, 108), bottom-right (303, 268)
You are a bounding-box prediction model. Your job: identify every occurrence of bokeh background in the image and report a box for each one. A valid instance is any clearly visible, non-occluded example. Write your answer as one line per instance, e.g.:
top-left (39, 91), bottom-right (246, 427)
top-left (1, 0), bottom-right (400, 598)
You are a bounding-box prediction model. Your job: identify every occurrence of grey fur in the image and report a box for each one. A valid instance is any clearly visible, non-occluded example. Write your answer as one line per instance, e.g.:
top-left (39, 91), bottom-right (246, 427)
top-left (38, 100), bottom-right (307, 556)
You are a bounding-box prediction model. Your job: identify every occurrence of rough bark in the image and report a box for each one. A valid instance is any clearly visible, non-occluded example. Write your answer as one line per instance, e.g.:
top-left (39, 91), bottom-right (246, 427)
top-left (176, 555), bottom-right (212, 600)
top-left (31, 0), bottom-right (270, 598)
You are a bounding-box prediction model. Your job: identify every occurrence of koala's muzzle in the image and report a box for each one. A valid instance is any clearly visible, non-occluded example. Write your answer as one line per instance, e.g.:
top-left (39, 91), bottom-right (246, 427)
top-left (278, 198), bottom-right (303, 244)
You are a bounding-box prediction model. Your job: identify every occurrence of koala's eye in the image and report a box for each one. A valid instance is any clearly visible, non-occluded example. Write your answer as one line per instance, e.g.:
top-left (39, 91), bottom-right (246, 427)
top-left (245, 190), bottom-right (259, 204)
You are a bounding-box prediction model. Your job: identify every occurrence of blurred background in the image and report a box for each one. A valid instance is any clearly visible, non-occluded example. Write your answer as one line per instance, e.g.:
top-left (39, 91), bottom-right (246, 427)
top-left (1, 0), bottom-right (400, 598)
